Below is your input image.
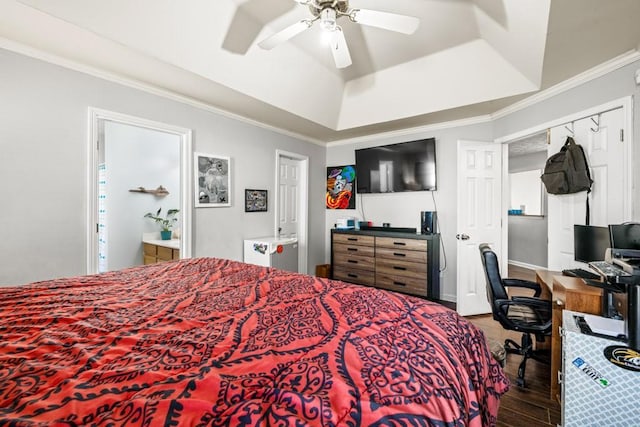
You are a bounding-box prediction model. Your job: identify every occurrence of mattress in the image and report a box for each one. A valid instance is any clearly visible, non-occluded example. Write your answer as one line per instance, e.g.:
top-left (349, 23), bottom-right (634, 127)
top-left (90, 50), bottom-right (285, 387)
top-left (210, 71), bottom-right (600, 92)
top-left (0, 258), bottom-right (509, 425)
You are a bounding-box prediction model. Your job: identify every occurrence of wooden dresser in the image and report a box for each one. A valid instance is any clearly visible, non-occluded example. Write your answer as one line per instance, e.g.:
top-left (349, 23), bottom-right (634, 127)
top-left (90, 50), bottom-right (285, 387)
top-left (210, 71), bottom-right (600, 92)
top-left (331, 229), bottom-right (440, 299)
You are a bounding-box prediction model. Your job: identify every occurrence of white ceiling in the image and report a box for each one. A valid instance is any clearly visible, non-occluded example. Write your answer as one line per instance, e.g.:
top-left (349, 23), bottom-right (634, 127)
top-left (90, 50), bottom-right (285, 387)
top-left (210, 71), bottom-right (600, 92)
top-left (1, 0), bottom-right (639, 143)
top-left (508, 131), bottom-right (548, 157)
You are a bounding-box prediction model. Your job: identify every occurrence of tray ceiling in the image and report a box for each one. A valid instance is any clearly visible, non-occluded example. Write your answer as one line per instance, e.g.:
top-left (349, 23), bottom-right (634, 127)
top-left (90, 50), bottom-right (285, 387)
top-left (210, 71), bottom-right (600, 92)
top-left (1, 0), bottom-right (639, 142)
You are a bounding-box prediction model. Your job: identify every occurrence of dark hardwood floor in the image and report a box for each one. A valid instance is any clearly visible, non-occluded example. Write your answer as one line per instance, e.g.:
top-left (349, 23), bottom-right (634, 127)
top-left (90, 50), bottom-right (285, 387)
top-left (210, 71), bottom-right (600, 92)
top-left (465, 264), bottom-right (561, 427)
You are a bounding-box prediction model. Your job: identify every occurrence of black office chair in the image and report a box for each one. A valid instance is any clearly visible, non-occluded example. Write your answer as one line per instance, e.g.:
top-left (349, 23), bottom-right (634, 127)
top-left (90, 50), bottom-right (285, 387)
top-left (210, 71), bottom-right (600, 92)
top-left (479, 243), bottom-right (552, 387)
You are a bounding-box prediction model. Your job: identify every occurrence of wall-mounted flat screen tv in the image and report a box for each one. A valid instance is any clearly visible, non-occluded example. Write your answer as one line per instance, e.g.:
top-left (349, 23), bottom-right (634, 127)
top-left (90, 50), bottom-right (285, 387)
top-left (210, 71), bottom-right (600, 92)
top-left (355, 138), bottom-right (436, 193)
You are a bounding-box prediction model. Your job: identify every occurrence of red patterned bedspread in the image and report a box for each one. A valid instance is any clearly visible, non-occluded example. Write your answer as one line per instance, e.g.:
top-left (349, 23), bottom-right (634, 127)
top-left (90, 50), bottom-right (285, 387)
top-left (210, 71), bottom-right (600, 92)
top-left (0, 258), bottom-right (508, 426)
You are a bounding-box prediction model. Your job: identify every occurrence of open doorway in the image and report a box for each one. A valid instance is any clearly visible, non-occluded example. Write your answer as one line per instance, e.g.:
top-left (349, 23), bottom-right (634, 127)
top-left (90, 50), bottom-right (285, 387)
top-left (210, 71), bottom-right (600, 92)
top-left (498, 96), bottom-right (632, 274)
top-left (506, 131), bottom-right (548, 271)
top-left (87, 108), bottom-right (192, 274)
top-left (275, 150), bottom-right (309, 274)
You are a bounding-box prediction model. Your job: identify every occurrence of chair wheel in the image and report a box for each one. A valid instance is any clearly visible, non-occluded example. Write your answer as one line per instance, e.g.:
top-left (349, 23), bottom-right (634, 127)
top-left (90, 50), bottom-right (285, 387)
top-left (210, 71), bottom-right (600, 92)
top-left (516, 378), bottom-right (526, 388)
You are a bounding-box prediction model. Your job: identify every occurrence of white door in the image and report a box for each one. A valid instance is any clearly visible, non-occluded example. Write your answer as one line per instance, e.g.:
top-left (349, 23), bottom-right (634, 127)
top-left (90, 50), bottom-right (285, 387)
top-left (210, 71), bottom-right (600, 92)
top-left (275, 151), bottom-right (309, 274)
top-left (456, 140), bottom-right (503, 316)
top-left (278, 156), bottom-right (300, 239)
top-left (547, 108), bottom-right (626, 270)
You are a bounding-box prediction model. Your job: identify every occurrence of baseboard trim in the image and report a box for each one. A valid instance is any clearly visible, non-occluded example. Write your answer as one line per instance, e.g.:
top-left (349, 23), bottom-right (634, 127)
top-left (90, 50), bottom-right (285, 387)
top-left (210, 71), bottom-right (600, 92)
top-left (440, 293), bottom-right (456, 303)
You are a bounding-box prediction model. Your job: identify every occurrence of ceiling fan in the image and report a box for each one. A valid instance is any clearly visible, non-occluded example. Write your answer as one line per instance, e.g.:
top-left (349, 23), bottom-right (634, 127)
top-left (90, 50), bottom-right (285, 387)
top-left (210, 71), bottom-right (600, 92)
top-left (257, 0), bottom-right (420, 69)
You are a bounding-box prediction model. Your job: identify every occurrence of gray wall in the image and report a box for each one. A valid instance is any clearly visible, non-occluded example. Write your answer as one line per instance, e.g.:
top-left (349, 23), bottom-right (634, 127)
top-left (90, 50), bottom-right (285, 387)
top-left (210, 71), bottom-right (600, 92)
top-left (2, 46), bottom-right (639, 294)
top-left (327, 59), bottom-right (640, 301)
top-left (326, 123), bottom-right (494, 302)
top-left (508, 151), bottom-right (548, 268)
top-left (0, 48), bottom-right (326, 285)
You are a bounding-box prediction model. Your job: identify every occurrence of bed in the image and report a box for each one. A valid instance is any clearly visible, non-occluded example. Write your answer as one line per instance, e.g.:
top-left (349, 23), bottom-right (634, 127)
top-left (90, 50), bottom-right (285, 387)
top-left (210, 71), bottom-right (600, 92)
top-left (0, 258), bottom-right (509, 425)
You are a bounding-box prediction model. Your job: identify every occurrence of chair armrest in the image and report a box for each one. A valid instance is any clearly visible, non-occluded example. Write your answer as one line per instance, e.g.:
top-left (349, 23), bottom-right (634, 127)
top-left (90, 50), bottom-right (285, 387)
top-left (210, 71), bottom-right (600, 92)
top-left (511, 296), bottom-right (552, 310)
top-left (502, 278), bottom-right (542, 297)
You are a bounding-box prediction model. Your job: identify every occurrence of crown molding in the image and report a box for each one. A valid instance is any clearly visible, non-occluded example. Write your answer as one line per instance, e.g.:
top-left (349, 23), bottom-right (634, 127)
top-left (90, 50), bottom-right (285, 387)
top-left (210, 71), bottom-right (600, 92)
top-left (2, 36), bottom-right (638, 149)
top-left (0, 37), bottom-right (327, 147)
top-left (491, 49), bottom-right (640, 120)
top-left (326, 115), bottom-right (493, 147)
top-left (328, 49), bottom-right (640, 147)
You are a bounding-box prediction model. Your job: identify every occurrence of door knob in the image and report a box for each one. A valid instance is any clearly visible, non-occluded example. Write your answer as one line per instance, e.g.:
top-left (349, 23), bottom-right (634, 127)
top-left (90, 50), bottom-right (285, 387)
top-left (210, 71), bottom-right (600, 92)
top-left (456, 234), bottom-right (470, 240)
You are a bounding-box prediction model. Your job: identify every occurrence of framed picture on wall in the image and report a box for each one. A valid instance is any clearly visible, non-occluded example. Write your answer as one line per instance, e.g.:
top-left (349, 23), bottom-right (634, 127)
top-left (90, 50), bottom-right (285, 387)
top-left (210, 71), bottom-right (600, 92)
top-left (326, 165), bottom-right (356, 209)
top-left (245, 189), bottom-right (267, 212)
top-left (194, 152), bottom-right (231, 207)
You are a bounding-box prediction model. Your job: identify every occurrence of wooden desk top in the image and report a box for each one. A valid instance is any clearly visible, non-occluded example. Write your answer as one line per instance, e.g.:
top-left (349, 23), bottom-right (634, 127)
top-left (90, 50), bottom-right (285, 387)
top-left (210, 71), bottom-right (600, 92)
top-left (535, 269), bottom-right (603, 296)
top-left (552, 274), bottom-right (603, 296)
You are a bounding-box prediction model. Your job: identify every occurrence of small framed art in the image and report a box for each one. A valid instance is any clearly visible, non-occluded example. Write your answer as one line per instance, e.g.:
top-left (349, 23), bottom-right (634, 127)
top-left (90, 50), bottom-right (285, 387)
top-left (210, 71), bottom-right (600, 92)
top-left (245, 189), bottom-right (267, 212)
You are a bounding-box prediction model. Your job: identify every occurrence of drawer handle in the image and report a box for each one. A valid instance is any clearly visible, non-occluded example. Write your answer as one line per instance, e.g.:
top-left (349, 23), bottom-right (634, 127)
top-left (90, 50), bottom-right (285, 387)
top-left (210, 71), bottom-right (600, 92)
top-left (347, 260), bottom-right (358, 264)
top-left (347, 273), bottom-right (358, 278)
top-left (393, 252), bottom-right (406, 257)
top-left (347, 248), bottom-right (358, 252)
top-left (393, 242), bottom-right (406, 246)
top-left (393, 281), bottom-right (406, 286)
top-left (393, 266), bottom-right (407, 271)
top-left (556, 299), bottom-right (564, 306)
top-left (347, 238), bottom-right (358, 241)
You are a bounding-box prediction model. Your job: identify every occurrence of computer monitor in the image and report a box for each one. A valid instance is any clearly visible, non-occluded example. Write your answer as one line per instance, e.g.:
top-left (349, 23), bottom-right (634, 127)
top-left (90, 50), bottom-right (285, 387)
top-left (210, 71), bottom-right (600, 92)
top-left (609, 223), bottom-right (640, 250)
top-left (574, 225), bottom-right (610, 263)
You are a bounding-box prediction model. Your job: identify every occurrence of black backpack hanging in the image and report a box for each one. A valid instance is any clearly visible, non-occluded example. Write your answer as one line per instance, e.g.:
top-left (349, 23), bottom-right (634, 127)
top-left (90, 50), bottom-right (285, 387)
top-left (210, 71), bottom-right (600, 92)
top-left (540, 136), bottom-right (593, 223)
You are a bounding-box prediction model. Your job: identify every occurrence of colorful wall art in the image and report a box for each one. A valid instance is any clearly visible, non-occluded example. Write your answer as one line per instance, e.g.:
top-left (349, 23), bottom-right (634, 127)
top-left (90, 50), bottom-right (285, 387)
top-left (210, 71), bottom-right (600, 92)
top-left (326, 165), bottom-right (356, 209)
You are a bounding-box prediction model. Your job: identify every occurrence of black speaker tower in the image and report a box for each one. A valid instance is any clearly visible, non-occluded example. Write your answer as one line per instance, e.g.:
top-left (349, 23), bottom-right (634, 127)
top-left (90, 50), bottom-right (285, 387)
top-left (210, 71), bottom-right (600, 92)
top-left (421, 211), bottom-right (437, 234)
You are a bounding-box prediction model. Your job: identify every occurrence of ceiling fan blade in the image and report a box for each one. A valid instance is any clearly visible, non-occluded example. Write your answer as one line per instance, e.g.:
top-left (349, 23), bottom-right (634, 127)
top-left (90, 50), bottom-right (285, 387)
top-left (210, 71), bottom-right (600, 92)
top-left (330, 27), bottom-right (352, 69)
top-left (350, 9), bottom-right (420, 35)
top-left (258, 20), bottom-right (312, 50)
top-left (222, 0), bottom-right (297, 54)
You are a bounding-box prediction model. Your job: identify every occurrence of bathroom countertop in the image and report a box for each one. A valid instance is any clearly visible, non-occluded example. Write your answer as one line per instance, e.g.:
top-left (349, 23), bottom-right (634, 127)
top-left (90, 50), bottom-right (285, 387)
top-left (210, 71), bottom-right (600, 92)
top-left (142, 237), bottom-right (180, 250)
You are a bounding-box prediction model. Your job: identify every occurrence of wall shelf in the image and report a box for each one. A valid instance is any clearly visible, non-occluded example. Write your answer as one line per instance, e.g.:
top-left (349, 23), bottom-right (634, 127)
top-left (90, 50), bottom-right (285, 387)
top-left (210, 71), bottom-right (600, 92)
top-left (129, 186), bottom-right (169, 196)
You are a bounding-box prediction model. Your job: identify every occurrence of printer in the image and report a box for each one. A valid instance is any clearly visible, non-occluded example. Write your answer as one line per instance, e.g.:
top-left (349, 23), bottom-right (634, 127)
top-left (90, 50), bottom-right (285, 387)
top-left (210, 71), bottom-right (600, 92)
top-left (602, 223), bottom-right (640, 350)
top-left (608, 247), bottom-right (640, 275)
top-left (607, 223), bottom-right (640, 272)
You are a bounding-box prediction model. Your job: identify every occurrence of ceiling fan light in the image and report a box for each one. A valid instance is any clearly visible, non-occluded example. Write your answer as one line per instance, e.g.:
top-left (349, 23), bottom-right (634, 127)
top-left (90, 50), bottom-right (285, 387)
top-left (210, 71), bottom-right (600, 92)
top-left (320, 8), bottom-right (337, 32)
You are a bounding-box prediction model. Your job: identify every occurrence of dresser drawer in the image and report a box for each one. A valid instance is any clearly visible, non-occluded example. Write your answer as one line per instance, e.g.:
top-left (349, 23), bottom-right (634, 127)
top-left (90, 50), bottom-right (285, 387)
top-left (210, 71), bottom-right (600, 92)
top-left (376, 247), bottom-right (427, 263)
top-left (333, 253), bottom-right (375, 270)
top-left (333, 242), bottom-right (375, 258)
top-left (333, 233), bottom-right (375, 246)
top-left (375, 272), bottom-right (428, 296)
top-left (376, 236), bottom-right (427, 251)
top-left (376, 258), bottom-right (427, 280)
top-left (333, 267), bottom-right (375, 286)
top-left (376, 256), bottom-right (427, 273)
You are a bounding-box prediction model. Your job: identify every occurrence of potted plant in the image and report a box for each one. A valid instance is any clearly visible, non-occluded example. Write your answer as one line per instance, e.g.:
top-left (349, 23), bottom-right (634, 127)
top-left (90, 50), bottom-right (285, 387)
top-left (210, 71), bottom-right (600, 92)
top-left (144, 208), bottom-right (179, 240)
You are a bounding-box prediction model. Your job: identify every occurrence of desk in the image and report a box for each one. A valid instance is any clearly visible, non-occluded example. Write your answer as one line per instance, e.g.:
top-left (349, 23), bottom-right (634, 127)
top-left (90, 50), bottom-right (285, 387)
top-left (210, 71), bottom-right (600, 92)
top-left (535, 270), bottom-right (603, 402)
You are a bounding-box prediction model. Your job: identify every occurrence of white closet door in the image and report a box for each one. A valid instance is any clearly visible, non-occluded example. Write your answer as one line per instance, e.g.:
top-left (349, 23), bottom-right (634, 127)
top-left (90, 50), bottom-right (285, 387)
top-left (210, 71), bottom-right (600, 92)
top-left (547, 108), bottom-right (626, 271)
top-left (587, 110), bottom-right (626, 226)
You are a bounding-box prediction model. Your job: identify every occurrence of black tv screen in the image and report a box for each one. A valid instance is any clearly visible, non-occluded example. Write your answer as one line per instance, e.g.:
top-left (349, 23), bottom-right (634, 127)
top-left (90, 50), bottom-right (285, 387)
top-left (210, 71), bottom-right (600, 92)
top-left (355, 138), bottom-right (436, 193)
